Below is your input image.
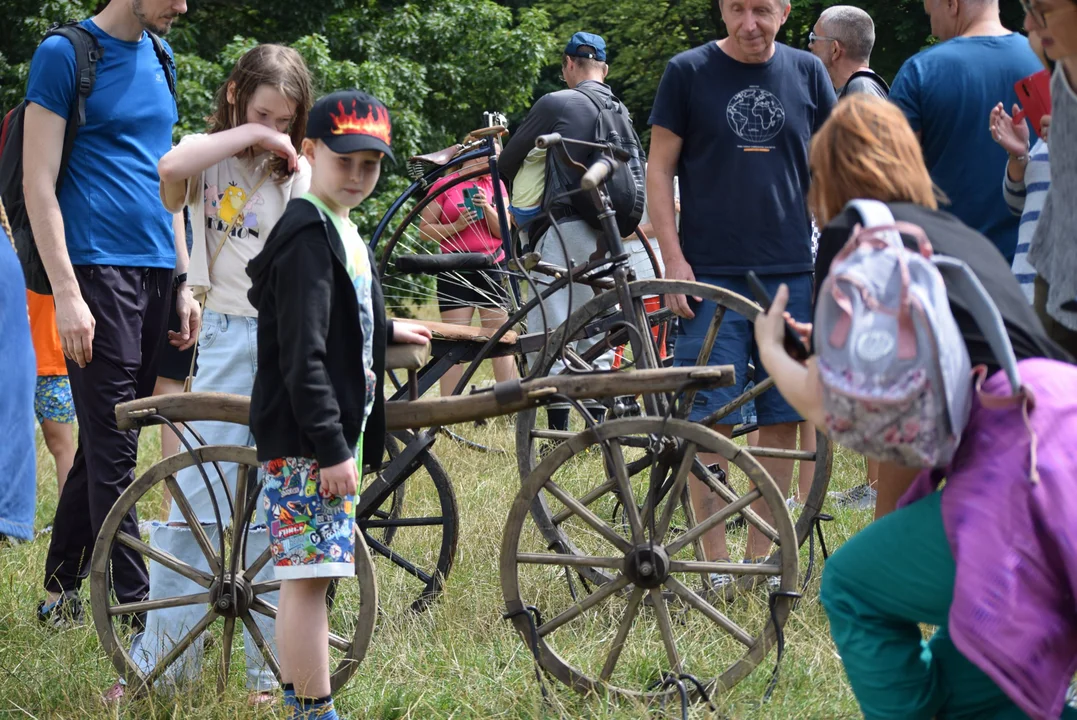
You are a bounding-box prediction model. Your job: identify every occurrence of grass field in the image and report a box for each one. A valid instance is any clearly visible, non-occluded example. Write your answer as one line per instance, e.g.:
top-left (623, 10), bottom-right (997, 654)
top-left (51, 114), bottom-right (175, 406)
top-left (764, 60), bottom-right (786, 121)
top-left (3, 412), bottom-right (876, 719)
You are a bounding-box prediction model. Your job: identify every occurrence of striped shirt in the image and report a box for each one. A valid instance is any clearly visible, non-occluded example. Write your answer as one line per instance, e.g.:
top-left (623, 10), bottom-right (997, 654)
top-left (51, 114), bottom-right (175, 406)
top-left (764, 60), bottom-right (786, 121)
top-left (1002, 138), bottom-right (1050, 304)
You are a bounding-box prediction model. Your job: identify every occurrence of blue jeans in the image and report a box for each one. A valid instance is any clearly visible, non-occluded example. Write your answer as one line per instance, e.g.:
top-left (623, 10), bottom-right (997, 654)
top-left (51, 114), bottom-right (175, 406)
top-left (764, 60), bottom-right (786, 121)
top-left (136, 310), bottom-right (277, 691)
top-left (673, 272), bottom-right (813, 426)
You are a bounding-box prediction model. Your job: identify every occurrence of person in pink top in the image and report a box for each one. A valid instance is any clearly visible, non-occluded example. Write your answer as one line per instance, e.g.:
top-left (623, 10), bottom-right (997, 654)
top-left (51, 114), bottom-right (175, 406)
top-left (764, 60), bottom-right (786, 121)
top-left (419, 143), bottom-right (516, 394)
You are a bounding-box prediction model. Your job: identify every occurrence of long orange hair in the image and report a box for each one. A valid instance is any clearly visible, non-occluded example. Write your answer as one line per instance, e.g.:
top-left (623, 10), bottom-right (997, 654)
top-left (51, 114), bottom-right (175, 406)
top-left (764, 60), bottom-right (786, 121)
top-left (808, 94), bottom-right (941, 225)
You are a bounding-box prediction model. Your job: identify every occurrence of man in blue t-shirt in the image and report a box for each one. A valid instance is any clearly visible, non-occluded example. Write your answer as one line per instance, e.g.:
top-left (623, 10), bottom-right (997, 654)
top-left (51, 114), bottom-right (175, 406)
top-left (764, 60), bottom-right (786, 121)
top-left (648, 0), bottom-right (835, 575)
top-left (24, 0), bottom-right (195, 628)
top-left (889, 1), bottom-right (1042, 264)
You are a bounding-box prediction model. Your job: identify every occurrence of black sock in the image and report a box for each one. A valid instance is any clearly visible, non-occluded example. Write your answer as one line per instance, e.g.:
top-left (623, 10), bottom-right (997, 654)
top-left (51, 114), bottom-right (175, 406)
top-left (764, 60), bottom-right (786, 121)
top-left (547, 408), bottom-right (570, 432)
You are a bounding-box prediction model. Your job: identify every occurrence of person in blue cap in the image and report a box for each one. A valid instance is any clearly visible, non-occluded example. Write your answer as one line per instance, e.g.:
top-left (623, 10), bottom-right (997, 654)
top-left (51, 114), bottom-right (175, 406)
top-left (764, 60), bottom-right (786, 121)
top-left (501, 31), bottom-right (645, 432)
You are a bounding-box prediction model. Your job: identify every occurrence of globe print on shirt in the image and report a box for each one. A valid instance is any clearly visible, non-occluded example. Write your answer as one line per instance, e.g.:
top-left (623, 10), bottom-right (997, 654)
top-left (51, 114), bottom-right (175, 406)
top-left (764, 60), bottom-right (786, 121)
top-left (726, 88), bottom-right (786, 144)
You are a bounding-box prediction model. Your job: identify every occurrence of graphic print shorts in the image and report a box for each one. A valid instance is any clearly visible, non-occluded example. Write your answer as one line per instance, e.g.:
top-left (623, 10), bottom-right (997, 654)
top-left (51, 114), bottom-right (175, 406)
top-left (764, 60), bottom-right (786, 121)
top-left (263, 456), bottom-right (357, 579)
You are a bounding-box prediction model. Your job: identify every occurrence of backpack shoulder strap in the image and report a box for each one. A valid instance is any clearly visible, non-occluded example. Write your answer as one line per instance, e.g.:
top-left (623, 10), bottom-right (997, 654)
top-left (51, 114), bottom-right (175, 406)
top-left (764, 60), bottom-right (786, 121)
top-left (841, 70), bottom-right (890, 98)
top-left (44, 23), bottom-right (102, 128)
top-left (846, 198), bottom-right (896, 228)
top-left (147, 31), bottom-right (177, 100)
top-left (932, 257), bottom-right (1022, 394)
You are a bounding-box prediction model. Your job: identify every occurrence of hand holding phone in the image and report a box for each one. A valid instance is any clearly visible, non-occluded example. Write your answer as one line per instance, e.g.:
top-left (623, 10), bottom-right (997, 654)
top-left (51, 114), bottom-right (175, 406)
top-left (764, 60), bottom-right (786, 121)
top-left (746, 271), bottom-right (811, 362)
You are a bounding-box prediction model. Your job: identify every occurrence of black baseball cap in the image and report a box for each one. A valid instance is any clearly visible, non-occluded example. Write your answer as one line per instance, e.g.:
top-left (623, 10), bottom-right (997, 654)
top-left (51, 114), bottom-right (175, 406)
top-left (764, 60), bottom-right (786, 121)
top-left (306, 90), bottom-right (395, 162)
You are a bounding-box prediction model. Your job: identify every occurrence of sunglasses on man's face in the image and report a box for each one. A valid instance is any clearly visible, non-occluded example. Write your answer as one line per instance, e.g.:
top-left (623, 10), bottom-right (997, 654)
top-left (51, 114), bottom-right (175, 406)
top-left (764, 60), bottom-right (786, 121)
top-left (809, 31), bottom-right (838, 45)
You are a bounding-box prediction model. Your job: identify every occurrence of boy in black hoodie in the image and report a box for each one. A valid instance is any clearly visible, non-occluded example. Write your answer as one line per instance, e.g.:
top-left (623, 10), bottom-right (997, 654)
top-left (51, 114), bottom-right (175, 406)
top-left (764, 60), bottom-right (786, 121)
top-left (246, 90), bottom-right (430, 720)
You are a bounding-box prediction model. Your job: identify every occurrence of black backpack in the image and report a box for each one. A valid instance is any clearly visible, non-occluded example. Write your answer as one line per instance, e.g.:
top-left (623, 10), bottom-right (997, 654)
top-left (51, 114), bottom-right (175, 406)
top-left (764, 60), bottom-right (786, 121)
top-left (0, 22), bottom-right (176, 294)
top-left (544, 84), bottom-right (646, 239)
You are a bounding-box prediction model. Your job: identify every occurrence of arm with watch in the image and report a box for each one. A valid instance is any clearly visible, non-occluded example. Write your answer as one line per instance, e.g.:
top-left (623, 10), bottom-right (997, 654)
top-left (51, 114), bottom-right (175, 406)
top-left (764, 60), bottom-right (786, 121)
top-left (169, 210), bottom-right (200, 351)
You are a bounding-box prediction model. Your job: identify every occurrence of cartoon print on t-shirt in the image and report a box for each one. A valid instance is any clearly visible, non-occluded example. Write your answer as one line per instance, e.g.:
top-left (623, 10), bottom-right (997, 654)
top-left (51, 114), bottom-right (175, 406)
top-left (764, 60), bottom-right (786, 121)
top-left (726, 88), bottom-right (786, 145)
top-left (204, 184), bottom-right (220, 215)
top-left (219, 182), bottom-right (247, 225)
top-left (243, 192), bottom-right (265, 229)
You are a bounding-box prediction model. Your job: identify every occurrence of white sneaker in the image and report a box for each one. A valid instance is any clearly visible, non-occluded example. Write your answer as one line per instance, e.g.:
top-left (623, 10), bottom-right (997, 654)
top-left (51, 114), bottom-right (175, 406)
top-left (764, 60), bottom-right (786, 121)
top-left (743, 558), bottom-right (782, 590)
top-left (786, 497), bottom-right (804, 512)
top-left (829, 483), bottom-right (877, 511)
top-left (709, 572), bottom-right (734, 590)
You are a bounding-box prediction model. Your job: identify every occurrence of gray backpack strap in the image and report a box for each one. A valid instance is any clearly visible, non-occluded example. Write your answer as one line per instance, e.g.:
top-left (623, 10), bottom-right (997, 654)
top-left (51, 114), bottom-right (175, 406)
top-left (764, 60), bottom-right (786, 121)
top-left (933, 256), bottom-right (1022, 394)
top-left (846, 199), bottom-right (896, 229)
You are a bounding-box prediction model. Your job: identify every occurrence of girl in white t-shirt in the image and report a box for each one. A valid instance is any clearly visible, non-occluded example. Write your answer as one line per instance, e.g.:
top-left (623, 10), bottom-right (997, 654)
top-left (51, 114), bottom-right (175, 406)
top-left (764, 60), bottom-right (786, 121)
top-left (124, 44), bottom-right (314, 704)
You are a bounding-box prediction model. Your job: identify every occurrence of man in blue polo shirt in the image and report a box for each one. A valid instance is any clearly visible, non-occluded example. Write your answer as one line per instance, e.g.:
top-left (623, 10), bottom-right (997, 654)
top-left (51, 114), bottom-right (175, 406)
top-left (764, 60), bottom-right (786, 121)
top-left (889, 0), bottom-right (1041, 264)
top-left (23, 0), bottom-right (195, 627)
top-left (648, 0), bottom-right (835, 580)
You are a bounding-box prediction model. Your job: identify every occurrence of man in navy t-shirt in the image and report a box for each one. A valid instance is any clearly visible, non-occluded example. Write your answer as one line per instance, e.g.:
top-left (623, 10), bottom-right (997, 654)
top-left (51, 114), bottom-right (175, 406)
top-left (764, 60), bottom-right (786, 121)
top-left (647, 0), bottom-right (835, 574)
top-left (889, 1), bottom-right (1042, 264)
top-left (24, 0), bottom-right (195, 629)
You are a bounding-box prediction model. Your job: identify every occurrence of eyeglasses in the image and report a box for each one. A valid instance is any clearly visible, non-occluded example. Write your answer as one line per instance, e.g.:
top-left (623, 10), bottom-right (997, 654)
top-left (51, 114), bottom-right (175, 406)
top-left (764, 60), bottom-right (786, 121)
top-left (809, 31), bottom-right (838, 45)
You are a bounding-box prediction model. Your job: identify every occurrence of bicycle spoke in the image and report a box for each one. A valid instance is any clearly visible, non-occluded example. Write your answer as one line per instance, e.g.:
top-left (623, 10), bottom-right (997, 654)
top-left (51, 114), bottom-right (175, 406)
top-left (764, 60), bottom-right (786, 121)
top-left (217, 616), bottom-right (235, 697)
top-left (650, 588), bottom-right (682, 674)
top-left (109, 591), bottom-right (211, 616)
top-left (664, 577), bottom-right (754, 647)
top-left (243, 545), bottom-right (273, 581)
top-left (605, 439), bottom-right (645, 545)
top-left (545, 480), bottom-right (634, 554)
top-left (241, 612), bottom-right (281, 679)
top-left (537, 575), bottom-right (631, 638)
top-left (364, 533), bottom-right (434, 585)
top-left (116, 532), bottom-right (214, 588)
top-left (516, 553), bottom-right (623, 569)
top-left (665, 488), bottom-right (761, 556)
top-left (599, 587), bottom-right (644, 683)
top-left (653, 442), bottom-right (697, 541)
top-left (143, 610), bottom-right (218, 688)
top-left (165, 476), bottom-right (223, 575)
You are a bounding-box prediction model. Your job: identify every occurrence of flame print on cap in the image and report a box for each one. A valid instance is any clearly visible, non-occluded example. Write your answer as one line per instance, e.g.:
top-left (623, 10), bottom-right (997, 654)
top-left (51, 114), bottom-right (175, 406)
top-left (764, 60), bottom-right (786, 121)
top-left (330, 100), bottom-right (391, 144)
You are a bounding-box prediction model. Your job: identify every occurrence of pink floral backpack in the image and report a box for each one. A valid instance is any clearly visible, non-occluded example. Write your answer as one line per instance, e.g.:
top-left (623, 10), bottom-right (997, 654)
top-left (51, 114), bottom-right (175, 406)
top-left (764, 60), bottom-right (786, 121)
top-left (813, 200), bottom-right (1023, 468)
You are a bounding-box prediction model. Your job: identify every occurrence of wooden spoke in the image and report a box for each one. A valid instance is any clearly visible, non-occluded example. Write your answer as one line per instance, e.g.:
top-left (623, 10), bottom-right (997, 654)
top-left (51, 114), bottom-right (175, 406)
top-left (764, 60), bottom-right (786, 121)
top-left (116, 532), bottom-right (214, 588)
top-left (164, 476), bottom-right (223, 575)
top-left (679, 306), bottom-right (726, 418)
top-left (552, 480), bottom-right (616, 525)
top-left (665, 489), bottom-right (761, 556)
top-left (545, 480), bottom-right (634, 554)
top-left (108, 591), bottom-right (211, 616)
top-left (649, 588), bottom-right (682, 674)
top-left (250, 580), bottom-right (282, 596)
top-left (241, 613), bottom-right (281, 679)
top-left (516, 553), bottom-right (623, 570)
top-left (531, 429), bottom-right (578, 442)
top-left (605, 439), bottom-right (645, 545)
top-left (250, 597), bottom-right (277, 620)
top-left (217, 616), bottom-right (235, 697)
top-left (743, 446), bottom-right (816, 461)
top-left (538, 575), bottom-right (631, 638)
top-left (328, 630), bottom-right (352, 653)
top-left (652, 443), bottom-right (697, 542)
top-left (599, 587), bottom-right (645, 683)
top-left (669, 560), bottom-right (780, 577)
top-left (243, 546), bottom-right (273, 580)
top-left (143, 610), bottom-right (218, 688)
top-left (664, 577), bottom-right (754, 647)
top-left (692, 458), bottom-right (781, 545)
top-left (701, 376), bottom-right (775, 426)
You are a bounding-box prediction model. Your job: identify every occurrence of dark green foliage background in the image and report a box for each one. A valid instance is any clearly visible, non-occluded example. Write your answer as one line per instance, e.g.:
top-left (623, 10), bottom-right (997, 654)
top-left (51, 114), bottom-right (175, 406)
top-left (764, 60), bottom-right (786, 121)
top-left (1, 1), bottom-right (1029, 219)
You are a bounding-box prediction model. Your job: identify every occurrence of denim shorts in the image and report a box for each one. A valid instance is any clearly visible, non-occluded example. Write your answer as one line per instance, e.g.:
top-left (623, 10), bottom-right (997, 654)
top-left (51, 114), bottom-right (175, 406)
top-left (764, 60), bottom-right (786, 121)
top-left (673, 272), bottom-right (813, 426)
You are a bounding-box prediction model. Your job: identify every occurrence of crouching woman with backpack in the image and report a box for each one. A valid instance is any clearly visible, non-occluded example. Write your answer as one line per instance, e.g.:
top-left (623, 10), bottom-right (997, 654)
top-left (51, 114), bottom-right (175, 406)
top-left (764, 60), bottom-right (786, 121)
top-left (756, 95), bottom-right (1077, 720)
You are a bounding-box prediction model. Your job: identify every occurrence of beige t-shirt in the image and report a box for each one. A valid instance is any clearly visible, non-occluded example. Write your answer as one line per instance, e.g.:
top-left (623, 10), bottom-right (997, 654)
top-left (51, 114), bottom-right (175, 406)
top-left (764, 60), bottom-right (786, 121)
top-left (172, 133), bottom-right (311, 317)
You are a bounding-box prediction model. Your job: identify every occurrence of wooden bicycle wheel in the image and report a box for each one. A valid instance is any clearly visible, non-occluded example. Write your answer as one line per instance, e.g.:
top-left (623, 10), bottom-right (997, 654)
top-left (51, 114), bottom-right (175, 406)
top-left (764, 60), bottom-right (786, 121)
top-left (515, 279), bottom-right (832, 583)
top-left (90, 446), bottom-right (378, 696)
top-left (501, 418), bottom-right (798, 700)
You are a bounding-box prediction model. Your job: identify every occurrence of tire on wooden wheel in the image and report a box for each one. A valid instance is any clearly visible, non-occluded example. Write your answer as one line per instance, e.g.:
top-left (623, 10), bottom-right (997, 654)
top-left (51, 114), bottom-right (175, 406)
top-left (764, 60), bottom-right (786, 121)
top-left (89, 445), bottom-right (378, 696)
top-left (501, 417), bottom-right (798, 701)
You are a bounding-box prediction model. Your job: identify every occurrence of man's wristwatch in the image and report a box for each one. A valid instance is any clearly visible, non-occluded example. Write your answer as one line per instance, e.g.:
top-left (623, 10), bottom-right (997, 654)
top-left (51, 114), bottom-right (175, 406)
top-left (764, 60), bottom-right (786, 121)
top-left (172, 272), bottom-right (188, 291)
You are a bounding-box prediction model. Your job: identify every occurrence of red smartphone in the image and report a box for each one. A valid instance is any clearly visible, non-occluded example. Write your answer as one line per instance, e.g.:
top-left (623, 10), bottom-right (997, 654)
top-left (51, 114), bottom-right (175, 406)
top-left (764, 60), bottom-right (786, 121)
top-left (1013, 69), bottom-right (1052, 139)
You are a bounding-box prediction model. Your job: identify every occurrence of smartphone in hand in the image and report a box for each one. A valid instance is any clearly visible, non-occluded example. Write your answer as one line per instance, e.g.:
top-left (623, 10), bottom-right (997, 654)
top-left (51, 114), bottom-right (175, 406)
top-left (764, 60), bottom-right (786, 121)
top-left (745, 271), bottom-right (811, 361)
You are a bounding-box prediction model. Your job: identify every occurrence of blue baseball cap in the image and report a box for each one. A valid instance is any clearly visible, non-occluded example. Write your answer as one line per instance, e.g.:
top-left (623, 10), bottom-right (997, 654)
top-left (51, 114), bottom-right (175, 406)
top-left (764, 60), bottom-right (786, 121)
top-left (564, 32), bottom-right (607, 62)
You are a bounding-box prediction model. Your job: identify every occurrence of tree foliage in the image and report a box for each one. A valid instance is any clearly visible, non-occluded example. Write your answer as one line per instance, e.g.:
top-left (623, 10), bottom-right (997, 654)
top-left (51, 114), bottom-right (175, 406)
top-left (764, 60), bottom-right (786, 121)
top-left (2, 0), bottom-right (1030, 217)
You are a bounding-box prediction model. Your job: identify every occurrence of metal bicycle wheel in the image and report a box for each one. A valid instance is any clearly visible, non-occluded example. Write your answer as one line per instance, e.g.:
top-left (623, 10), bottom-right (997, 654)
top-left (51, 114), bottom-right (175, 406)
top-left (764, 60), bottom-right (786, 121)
top-left (515, 280), bottom-right (832, 587)
top-left (501, 417), bottom-right (798, 701)
top-left (89, 446), bottom-right (378, 696)
top-left (358, 432), bottom-right (459, 613)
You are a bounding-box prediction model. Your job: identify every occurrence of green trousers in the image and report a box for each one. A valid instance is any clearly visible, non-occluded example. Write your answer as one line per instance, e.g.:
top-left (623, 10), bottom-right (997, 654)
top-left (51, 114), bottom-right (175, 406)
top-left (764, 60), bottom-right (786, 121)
top-left (820, 491), bottom-right (1077, 719)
